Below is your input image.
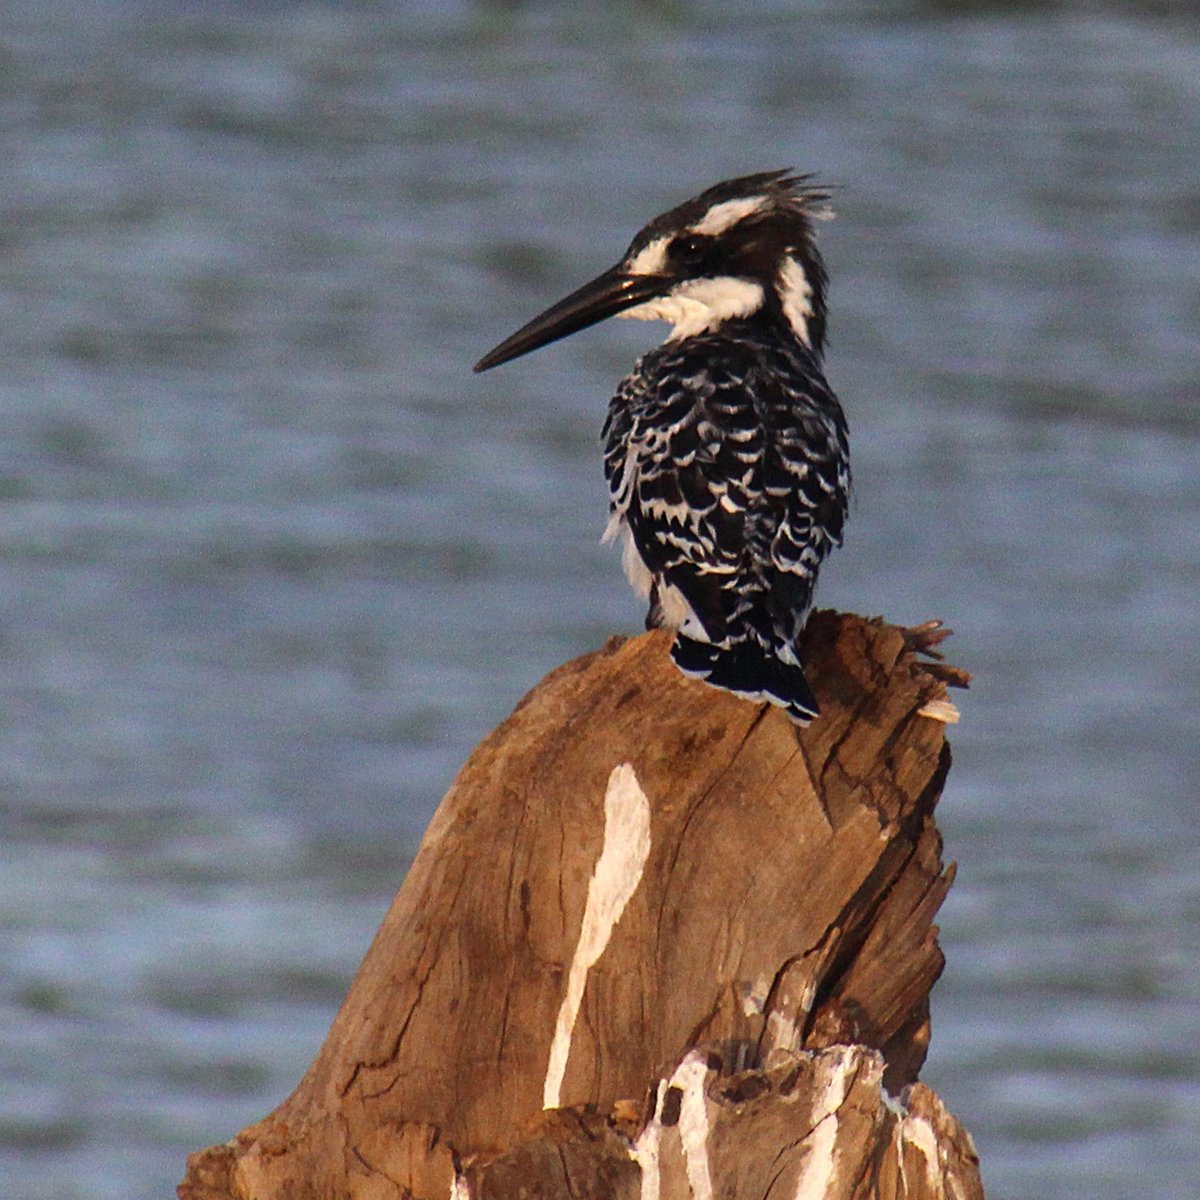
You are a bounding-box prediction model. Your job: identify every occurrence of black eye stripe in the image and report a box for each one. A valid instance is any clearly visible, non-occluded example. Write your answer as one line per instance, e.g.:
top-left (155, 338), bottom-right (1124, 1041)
top-left (672, 234), bottom-right (710, 263)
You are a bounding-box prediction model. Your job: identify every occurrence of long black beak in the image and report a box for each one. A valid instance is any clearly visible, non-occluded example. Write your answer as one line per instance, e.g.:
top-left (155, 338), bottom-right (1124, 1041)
top-left (473, 265), bottom-right (669, 373)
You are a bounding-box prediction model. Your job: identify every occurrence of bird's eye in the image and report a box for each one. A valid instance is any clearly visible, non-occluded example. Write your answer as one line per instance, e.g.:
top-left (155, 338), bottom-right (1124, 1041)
top-left (672, 235), bottom-right (708, 265)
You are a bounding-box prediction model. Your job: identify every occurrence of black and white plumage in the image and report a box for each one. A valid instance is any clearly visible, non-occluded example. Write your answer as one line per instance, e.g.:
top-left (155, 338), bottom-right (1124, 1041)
top-left (475, 171), bottom-right (849, 723)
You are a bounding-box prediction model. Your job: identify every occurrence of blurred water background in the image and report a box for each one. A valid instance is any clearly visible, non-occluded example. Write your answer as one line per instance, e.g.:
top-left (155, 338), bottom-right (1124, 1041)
top-left (0, 1), bottom-right (1197, 1197)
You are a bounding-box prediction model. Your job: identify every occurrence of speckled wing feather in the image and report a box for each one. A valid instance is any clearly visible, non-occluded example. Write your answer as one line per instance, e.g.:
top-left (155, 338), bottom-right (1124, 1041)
top-left (602, 325), bottom-right (849, 722)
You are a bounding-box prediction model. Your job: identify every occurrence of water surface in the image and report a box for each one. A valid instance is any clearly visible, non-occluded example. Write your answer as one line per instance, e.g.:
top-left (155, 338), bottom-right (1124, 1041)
top-left (1, 4), bottom-right (1197, 1198)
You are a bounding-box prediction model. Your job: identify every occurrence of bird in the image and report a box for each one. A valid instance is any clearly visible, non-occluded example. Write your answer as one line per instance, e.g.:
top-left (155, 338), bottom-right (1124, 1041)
top-left (474, 171), bottom-right (849, 723)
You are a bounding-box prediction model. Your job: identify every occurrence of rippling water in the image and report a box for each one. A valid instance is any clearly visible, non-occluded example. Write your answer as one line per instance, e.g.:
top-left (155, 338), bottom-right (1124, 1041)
top-left (1, 3), bottom-right (1197, 1198)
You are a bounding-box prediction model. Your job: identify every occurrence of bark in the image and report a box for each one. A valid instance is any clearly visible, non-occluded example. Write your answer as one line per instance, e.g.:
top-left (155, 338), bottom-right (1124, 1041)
top-left (179, 610), bottom-right (980, 1200)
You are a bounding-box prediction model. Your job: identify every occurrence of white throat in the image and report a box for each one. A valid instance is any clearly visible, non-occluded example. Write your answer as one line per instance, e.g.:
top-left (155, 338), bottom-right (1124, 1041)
top-left (617, 276), bottom-right (765, 341)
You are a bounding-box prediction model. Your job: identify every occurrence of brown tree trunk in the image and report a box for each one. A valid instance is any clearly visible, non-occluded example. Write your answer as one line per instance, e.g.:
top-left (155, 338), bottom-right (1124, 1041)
top-left (179, 610), bottom-right (980, 1200)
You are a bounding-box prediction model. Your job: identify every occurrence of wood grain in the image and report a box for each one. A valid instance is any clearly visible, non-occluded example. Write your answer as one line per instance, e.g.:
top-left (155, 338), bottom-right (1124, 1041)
top-left (179, 611), bottom-right (981, 1200)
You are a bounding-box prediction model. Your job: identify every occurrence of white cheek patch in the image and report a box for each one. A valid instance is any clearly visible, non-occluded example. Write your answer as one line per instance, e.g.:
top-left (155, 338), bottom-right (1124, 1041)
top-left (777, 255), bottom-right (814, 346)
top-left (680, 276), bottom-right (765, 320)
top-left (626, 236), bottom-right (670, 276)
top-left (618, 276), bottom-right (764, 341)
top-left (688, 194), bottom-right (769, 236)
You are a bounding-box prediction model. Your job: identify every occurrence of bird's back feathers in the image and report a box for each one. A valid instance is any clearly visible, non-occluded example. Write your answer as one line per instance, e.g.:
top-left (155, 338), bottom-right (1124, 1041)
top-left (603, 317), bottom-right (848, 723)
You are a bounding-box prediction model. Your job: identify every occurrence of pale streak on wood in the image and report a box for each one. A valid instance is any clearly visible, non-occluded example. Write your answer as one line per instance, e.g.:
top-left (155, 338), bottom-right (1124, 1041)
top-left (792, 1046), bottom-right (853, 1200)
top-left (740, 975), bottom-right (771, 1017)
top-left (631, 1080), bottom-right (665, 1200)
top-left (674, 1050), bottom-right (715, 1200)
top-left (629, 1049), bottom-right (714, 1200)
top-left (542, 762), bottom-right (652, 1110)
top-left (901, 1114), bottom-right (944, 1199)
top-left (765, 1007), bottom-right (802, 1054)
top-left (918, 699), bottom-right (960, 724)
top-left (449, 1167), bottom-right (472, 1200)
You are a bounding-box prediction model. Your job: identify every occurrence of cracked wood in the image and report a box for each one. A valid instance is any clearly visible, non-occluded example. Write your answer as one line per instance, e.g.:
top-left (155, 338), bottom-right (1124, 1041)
top-left (178, 610), bottom-right (979, 1200)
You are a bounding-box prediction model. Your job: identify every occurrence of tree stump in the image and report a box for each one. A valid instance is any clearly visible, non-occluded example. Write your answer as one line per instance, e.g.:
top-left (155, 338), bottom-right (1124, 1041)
top-left (179, 610), bottom-right (980, 1200)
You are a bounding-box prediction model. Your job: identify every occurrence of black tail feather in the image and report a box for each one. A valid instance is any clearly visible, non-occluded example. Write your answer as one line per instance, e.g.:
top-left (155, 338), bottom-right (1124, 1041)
top-left (670, 635), bottom-right (819, 724)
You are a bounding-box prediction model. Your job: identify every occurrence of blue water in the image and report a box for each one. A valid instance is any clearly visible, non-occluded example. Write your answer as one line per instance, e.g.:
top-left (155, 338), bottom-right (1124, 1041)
top-left (1, 3), bottom-right (1197, 1198)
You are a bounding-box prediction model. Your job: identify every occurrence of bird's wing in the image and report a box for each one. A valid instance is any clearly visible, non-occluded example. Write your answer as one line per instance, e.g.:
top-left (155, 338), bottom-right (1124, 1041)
top-left (603, 348), bottom-right (849, 652)
top-left (760, 374), bottom-right (850, 639)
top-left (603, 354), bottom-right (767, 645)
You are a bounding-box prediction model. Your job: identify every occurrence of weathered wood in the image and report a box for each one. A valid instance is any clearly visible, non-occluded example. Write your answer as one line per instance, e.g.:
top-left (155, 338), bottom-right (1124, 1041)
top-left (179, 610), bottom-right (980, 1200)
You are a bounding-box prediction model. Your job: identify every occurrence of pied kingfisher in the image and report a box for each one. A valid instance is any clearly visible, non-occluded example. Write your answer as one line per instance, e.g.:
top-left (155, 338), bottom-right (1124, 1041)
top-left (475, 171), bottom-right (849, 724)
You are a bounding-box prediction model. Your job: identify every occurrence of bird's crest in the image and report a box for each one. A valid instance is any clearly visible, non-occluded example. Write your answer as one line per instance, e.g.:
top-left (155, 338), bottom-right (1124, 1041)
top-left (637, 170), bottom-right (834, 247)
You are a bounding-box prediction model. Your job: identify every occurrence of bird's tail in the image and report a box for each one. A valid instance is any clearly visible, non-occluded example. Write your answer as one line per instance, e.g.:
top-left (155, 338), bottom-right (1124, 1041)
top-left (670, 634), bottom-right (819, 724)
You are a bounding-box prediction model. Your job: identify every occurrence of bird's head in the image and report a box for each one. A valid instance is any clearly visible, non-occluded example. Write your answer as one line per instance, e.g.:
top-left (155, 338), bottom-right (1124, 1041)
top-left (474, 171), bottom-right (833, 373)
